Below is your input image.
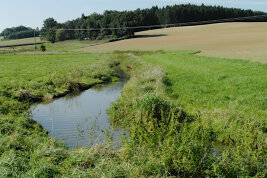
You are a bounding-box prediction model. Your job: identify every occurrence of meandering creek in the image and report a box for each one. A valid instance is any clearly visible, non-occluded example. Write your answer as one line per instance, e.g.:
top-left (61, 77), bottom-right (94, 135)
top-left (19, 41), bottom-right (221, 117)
top-left (31, 80), bottom-right (127, 149)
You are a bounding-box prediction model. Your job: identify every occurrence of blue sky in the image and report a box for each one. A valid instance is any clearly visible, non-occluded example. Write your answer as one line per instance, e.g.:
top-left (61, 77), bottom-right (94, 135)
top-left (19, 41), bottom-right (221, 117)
top-left (0, 0), bottom-right (266, 32)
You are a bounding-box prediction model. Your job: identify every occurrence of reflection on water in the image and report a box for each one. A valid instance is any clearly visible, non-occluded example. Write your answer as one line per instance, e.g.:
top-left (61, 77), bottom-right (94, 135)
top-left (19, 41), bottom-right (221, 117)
top-left (31, 81), bottom-right (127, 149)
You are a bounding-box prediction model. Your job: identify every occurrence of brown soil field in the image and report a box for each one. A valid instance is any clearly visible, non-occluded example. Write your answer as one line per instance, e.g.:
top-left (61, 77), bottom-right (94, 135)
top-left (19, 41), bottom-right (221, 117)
top-left (80, 22), bottom-right (267, 63)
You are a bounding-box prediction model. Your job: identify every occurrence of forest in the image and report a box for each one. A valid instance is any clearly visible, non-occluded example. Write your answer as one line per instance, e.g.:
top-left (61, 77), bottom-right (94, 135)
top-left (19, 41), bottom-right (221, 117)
top-left (40, 4), bottom-right (265, 42)
top-left (0, 26), bottom-right (39, 40)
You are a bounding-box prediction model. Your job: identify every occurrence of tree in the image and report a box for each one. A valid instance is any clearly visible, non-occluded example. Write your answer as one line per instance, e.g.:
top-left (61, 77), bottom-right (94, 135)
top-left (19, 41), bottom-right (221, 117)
top-left (0, 26), bottom-right (38, 40)
top-left (56, 29), bottom-right (67, 41)
top-left (45, 29), bottom-right (56, 43)
top-left (86, 13), bottom-right (102, 40)
top-left (41, 18), bottom-right (58, 43)
top-left (42, 18), bottom-right (58, 29)
top-left (39, 4), bottom-right (265, 41)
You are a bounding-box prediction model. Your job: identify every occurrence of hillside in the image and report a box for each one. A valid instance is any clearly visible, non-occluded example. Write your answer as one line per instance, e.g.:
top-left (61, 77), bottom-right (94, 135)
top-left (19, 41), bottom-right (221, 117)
top-left (81, 22), bottom-right (267, 63)
top-left (0, 37), bottom-right (41, 47)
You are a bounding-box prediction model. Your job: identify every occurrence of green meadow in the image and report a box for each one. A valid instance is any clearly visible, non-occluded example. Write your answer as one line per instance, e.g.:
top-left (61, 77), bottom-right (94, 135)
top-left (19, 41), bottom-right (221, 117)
top-left (0, 39), bottom-right (108, 55)
top-left (0, 49), bottom-right (266, 177)
top-left (142, 51), bottom-right (266, 161)
top-left (110, 51), bottom-right (266, 177)
top-left (143, 51), bottom-right (267, 122)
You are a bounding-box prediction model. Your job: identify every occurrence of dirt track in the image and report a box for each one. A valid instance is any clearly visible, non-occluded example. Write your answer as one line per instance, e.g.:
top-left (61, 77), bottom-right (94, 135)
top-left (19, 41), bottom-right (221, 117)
top-left (79, 22), bottom-right (267, 63)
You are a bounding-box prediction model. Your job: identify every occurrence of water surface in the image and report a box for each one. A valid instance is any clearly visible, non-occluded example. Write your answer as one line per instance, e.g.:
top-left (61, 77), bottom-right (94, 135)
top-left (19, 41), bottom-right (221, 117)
top-left (31, 81), bottom-right (126, 149)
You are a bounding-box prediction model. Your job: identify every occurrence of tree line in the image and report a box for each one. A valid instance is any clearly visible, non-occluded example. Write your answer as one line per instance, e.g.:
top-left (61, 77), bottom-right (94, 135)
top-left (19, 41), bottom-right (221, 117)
top-left (3, 4), bottom-right (264, 42)
top-left (0, 26), bottom-right (39, 40)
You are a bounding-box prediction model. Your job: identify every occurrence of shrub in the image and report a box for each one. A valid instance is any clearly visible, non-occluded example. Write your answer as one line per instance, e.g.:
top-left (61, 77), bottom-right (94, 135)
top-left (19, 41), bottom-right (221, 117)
top-left (40, 44), bottom-right (46, 52)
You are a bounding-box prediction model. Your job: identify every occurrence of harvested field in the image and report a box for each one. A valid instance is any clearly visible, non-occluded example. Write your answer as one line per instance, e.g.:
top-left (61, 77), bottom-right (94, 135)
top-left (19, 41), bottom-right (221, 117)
top-left (0, 37), bottom-right (41, 47)
top-left (80, 22), bottom-right (267, 63)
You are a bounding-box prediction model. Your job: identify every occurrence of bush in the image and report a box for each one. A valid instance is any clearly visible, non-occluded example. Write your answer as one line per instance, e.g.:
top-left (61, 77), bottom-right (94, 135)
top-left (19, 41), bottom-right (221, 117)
top-left (40, 44), bottom-right (46, 52)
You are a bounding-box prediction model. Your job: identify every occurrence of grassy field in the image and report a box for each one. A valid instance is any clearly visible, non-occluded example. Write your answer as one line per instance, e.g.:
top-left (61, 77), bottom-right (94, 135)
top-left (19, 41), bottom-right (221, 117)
top-left (0, 39), bottom-right (108, 55)
top-left (44, 39), bottom-right (107, 52)
top-left (0, 37), bottom-right (43, 55)
top-left (0, 37), bottom-right (42, 46)
top-left (142, 51), bottom-right (267, 122)
top-left (109, 51), bottom-right (266, 176)
top-left (0, 50), bottom-right (266, 176)
top-left (0, 23), bottom-right (266, 176)
top-left (0, 53), bottom-right (120, 113)
top-left (141, 51), bottom-right (266, 153)
top-left (82, 22), bottom-right (267, 63)
top-left (0, 53), bottom-right (125, 177)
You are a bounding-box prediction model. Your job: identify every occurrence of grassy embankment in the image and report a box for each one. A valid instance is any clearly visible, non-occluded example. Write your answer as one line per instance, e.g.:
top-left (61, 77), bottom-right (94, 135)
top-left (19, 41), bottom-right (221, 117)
top-left (0, 53), bottom-right (124, 176)
top-left (109, 51), bottom-right (266, 176)
top-left (0, 50), bottom-right (266, 176)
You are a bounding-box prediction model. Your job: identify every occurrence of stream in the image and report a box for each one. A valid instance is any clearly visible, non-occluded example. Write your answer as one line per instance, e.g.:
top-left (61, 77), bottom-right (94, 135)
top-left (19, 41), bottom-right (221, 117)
top-left (31, 80), bottom-right (127, 149)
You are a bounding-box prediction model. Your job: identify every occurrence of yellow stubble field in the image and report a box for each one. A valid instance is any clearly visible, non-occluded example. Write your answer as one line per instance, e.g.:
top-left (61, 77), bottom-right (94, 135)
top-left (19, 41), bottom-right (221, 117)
top-left (80, 22), bottom-right (267, 63)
